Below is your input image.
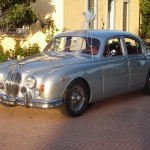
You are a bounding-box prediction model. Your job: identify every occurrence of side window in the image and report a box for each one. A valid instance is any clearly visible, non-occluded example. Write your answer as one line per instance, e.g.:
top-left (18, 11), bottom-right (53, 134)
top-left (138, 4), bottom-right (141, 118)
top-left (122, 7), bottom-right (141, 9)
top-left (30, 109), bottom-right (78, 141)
top-left (124, 38), bottom-right (142, 55)
top-left (103, 38), bottom-right (123, 57)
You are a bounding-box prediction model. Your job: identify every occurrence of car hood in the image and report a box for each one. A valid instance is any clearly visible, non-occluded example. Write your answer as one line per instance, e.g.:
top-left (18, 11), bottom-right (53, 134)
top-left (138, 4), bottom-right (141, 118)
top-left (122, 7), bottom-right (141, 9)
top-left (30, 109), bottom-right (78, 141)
top-left (0, 60), bottom-right (18, 69)
top-left (8, 52), bottom-right (95, 73)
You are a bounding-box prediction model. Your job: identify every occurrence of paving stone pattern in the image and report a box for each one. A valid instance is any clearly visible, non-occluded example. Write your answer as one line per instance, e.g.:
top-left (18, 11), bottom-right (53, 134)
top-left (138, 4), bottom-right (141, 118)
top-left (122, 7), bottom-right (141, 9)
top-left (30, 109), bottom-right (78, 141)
top-left (0, 91), bottom-right (150, 150)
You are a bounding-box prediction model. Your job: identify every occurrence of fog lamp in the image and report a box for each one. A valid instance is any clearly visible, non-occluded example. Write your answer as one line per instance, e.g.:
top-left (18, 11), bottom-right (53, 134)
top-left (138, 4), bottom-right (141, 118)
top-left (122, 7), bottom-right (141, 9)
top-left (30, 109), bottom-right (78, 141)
top-left (20, 86), bottom-right (27, 94)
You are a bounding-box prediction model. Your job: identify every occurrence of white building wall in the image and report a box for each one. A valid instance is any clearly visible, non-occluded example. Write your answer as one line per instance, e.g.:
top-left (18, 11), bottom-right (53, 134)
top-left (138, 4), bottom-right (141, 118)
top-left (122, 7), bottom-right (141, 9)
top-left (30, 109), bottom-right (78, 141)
top-left (51, 0), bottom-right (64, 30)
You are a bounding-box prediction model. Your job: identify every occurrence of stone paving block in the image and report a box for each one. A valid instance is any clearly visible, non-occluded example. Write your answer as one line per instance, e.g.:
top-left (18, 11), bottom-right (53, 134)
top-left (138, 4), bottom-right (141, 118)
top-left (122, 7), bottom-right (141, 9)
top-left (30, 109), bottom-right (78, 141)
top-left (0, 91), bottom-right (150, 150)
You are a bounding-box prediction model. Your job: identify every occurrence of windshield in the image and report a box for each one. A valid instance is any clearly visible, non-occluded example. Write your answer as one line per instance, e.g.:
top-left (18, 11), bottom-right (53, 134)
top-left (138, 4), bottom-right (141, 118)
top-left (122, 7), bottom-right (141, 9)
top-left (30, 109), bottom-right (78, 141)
top-left (44, 36), bottom-right (100, 55)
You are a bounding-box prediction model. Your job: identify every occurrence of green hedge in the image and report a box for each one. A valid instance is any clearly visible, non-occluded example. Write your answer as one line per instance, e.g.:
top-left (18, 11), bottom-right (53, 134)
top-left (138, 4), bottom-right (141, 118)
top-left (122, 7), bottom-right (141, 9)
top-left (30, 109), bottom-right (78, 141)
top-left (0, 53), bottom-right (8, 63)
top-left (0, 43), bottom-right (41, 63)
top-left (140, 0), bottom-right (150, 38)
top-left (11, 43), bottom-right (41, 59)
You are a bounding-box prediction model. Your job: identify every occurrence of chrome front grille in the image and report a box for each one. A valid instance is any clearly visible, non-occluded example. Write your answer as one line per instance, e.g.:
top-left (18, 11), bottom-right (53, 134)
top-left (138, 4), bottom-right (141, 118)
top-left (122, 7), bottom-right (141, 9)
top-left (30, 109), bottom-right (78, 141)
top-left (5, 71), bottom-right (22, 99)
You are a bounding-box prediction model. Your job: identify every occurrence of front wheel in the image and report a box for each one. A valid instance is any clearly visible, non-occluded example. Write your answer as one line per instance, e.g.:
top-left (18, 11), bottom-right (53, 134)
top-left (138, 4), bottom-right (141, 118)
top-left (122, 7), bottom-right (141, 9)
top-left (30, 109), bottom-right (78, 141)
top-left (64, 79), bottom-right (89, 117)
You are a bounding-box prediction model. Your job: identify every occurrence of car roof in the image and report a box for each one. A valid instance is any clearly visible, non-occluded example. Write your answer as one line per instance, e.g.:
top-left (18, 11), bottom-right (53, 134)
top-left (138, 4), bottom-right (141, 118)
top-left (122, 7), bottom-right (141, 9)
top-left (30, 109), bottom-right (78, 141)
top-left (56, 30), bottom-right (138, 39)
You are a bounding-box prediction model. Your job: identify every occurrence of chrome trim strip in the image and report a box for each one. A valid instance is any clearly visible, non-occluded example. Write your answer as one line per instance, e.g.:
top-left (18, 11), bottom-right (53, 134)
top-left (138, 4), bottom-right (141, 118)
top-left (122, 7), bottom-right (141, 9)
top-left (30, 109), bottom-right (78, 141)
top-left (0, 94), bottom-right (64, 108)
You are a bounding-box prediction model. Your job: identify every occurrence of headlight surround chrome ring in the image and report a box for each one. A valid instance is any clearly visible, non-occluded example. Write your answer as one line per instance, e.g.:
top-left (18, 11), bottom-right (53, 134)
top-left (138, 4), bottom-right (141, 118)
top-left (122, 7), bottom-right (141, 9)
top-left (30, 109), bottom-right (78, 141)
top-left (26, 76), bottom-right (37, 89)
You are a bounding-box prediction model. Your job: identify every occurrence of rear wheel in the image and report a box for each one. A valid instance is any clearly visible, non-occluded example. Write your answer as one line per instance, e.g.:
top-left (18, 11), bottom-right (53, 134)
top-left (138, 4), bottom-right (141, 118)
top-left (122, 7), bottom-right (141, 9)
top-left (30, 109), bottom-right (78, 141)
top-left (142, 71), bottom-right (150, 95)
top-left (64, 79), bottom-right (89, 117)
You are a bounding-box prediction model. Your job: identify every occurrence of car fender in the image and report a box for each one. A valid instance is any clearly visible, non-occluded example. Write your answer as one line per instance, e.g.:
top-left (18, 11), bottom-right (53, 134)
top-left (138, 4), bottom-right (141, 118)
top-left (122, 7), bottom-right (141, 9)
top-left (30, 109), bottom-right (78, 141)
top-left (34, 62), bottom-right (103, 103)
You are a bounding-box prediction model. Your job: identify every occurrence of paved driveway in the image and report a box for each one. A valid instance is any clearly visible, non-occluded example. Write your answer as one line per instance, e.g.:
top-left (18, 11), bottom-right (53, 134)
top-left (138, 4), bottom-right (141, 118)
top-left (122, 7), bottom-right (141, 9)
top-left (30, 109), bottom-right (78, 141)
top-left (0, 91), bottom-right (150, 150)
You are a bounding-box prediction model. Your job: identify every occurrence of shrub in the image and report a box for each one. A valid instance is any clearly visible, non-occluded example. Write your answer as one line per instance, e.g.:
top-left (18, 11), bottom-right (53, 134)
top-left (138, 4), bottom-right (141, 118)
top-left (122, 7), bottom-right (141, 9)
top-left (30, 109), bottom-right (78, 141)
top-left (0, 43), bottom-right (40, 63)
top-left (140, 0), bottom-right (150, 38)
top-left (24, 43), bottom-right (41, 57)
top-left (11, 46), bottom-right (24, 59)
top-left (0, 43), bottom-right (41, 63)
top-left (0, 53), bottom-right (8, 63)
top-left (11, 43), bottom-right (41, 59)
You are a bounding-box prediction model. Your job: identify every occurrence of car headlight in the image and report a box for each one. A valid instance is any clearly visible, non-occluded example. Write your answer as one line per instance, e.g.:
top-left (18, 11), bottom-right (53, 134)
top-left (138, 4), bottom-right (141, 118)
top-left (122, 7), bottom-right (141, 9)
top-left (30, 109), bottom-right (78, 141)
top-left (26, 76), bottom-right (36, 89)
top-left (0, 74), bottom-right (3, 82)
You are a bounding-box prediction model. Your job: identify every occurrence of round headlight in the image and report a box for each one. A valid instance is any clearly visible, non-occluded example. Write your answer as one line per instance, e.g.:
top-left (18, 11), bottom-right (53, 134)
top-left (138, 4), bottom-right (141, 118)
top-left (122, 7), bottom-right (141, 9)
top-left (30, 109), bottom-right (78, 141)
top-left (0, 74), bottom-right (3, 82)
top-left (26, 76), bottom-right (36, 89)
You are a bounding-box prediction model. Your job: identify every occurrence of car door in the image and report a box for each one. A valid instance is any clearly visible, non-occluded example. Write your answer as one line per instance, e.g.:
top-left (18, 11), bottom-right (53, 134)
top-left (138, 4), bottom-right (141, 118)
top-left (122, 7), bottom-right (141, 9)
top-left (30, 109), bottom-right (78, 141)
top-left (124, 37), bottom-right (148, 88)
top-left (101, 37), bottom-right (129, 95)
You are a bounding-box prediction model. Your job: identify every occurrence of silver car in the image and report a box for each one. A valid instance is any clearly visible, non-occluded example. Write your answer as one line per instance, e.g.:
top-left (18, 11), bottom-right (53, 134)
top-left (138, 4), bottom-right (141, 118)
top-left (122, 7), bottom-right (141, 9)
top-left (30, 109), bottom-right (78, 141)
top-left (0, 30), bottom-right (150, 117)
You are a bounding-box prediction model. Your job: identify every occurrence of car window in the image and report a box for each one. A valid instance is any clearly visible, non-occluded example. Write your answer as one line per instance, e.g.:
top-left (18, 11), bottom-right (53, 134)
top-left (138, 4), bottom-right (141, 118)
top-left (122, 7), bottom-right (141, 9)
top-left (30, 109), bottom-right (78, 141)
top-left (51, 37), bottom-right (67, 51)
top-left (45, 36), bottom-right (100, 55)
top-left (124, 38), bottom-right (142, 55)
top-left (70, 37), bottom-right (86, 50)
top-left (103, 38), bottom-right (123, 57)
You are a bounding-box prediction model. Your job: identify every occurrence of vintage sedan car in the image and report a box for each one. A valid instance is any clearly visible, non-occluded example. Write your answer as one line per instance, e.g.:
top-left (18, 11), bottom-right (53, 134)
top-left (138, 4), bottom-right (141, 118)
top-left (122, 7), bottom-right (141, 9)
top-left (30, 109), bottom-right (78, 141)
top-left (0, 30), bottom-right (150, 117)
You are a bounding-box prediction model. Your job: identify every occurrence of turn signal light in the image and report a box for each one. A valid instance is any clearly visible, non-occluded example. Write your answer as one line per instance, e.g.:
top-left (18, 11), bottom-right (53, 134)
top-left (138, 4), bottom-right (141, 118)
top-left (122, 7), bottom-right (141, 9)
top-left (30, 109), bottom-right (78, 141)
top-left (40, 84), bottom-right (44, 92)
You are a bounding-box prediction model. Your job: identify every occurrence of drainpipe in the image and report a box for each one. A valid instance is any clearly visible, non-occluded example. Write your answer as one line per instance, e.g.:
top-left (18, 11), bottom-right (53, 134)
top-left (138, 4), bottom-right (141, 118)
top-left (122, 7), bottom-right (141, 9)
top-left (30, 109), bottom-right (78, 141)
top-left (139, 4), bottom-right (141, 37)
top-left (85, 0), bottom-right (89, 29)
top-left (94, 0), bottom-right (98, 29)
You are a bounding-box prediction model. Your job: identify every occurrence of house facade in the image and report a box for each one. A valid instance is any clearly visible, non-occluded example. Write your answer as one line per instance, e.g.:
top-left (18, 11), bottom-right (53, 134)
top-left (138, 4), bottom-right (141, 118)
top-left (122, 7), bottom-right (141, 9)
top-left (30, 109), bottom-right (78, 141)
top-left (63, 0), bottom-right (140, 35)
top-left (0, 0), bottom-right (140, 52)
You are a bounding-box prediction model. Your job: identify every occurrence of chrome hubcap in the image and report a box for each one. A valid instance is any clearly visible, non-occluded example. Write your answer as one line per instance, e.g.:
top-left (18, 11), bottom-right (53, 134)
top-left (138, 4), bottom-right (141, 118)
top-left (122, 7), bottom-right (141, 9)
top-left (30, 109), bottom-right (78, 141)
top-left (69, 86), bottom-right (85, 111)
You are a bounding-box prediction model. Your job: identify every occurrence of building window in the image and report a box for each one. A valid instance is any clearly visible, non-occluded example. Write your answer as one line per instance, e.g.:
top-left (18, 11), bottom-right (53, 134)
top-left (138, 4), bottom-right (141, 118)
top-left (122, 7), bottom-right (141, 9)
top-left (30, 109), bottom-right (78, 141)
top-left (107, 0), bottom-right (115, 30)
top-left (123, 1), bottom-right (128, 31)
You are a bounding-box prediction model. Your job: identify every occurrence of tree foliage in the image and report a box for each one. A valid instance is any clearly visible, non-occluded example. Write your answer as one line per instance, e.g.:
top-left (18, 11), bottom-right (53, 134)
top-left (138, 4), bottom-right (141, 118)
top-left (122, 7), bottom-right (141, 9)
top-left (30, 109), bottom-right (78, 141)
top-left (140, 0), bottom-right (150, 38)
top-left (0, 0), bottom-right (38, 32)
top-left (42, 15), bottom-right (59, 43)
top-left (0, 0), bottom-right (36, 11)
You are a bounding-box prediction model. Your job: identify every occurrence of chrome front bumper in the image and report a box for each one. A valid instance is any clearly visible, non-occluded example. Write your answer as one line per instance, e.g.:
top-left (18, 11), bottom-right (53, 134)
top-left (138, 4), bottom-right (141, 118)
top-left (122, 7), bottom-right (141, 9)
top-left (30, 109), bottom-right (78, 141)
top-left (0, 93), bottom-right (64, 108)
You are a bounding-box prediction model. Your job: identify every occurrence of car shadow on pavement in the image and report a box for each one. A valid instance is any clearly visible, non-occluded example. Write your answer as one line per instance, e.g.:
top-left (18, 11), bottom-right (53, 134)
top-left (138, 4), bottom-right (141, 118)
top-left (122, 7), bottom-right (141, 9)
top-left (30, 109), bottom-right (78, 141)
top-left (88, 90), bottom-right (143, 112)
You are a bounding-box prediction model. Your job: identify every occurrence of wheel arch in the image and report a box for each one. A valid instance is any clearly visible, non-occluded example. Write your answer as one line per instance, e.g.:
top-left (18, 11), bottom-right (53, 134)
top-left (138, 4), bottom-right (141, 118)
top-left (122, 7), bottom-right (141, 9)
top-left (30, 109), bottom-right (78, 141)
top-left (63, 77), bottom-right (91, 104)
